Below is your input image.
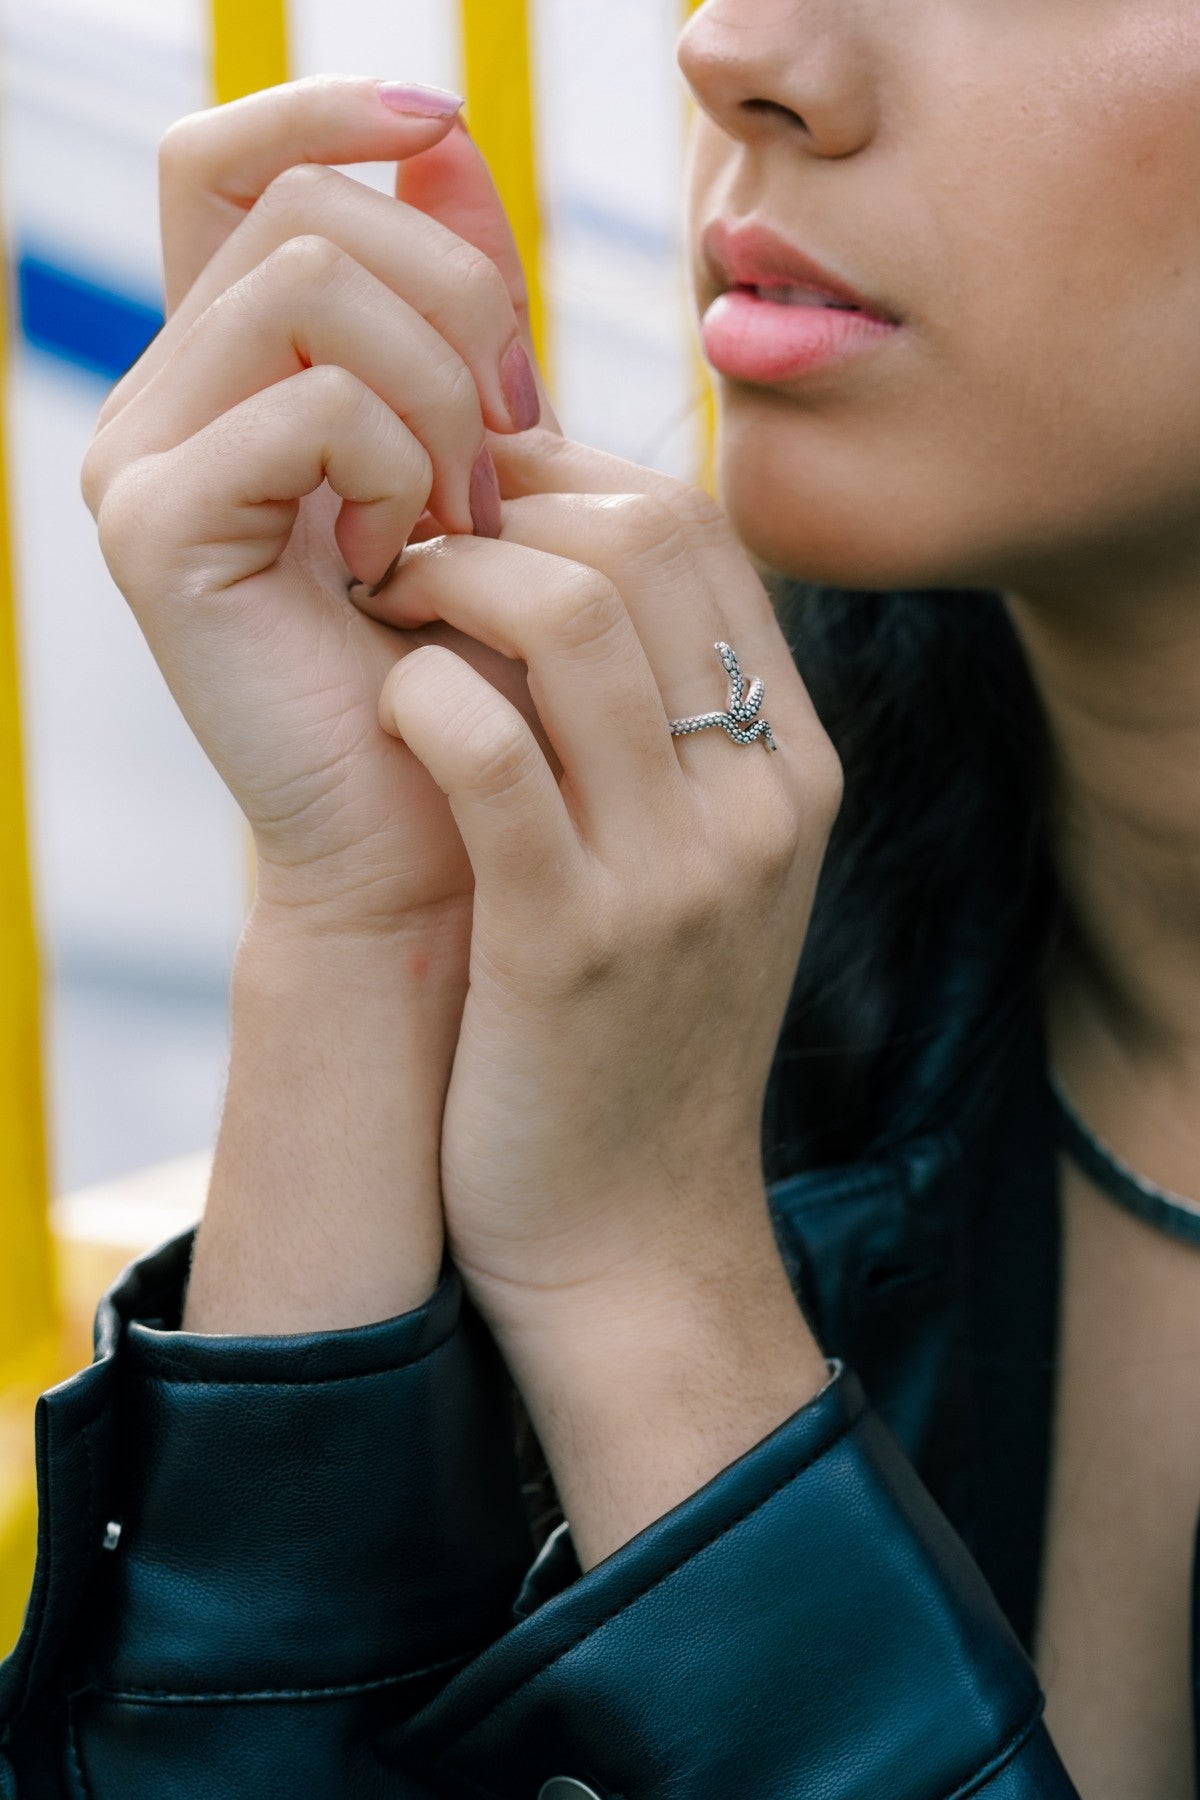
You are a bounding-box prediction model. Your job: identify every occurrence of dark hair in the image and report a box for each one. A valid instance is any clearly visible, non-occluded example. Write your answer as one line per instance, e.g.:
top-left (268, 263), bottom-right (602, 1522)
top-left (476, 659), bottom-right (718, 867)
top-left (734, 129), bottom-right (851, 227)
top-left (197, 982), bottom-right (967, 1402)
top-left (761, 581), bottom-right (1065, 1180)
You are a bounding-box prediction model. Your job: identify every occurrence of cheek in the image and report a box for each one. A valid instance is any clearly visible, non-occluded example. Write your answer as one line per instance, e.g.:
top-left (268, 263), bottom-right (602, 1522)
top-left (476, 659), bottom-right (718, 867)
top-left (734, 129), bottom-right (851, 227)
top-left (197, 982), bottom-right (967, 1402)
top-left (705, 10), bottom-right (1200, 592)
top-left (948, 14), bottom-right (1200, 338)
top-left (922, 10), bottom-right (1200, 547)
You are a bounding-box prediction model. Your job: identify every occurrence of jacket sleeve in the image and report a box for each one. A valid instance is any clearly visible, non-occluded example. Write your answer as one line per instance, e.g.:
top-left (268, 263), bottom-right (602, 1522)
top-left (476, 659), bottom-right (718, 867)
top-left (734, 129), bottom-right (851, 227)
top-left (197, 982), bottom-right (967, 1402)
top-left (0, 1229), bottom-right (1082, 1800)
top-left (397, 1361), bottom-right (1082, 1800)
top-left (0, 1227), bottom-right (535, 1799)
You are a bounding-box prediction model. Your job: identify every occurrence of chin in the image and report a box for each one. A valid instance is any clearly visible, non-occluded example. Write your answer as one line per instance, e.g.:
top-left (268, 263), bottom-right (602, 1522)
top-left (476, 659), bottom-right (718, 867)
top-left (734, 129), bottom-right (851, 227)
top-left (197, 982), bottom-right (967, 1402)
top-left (714, 390), bottom-right (985, 595)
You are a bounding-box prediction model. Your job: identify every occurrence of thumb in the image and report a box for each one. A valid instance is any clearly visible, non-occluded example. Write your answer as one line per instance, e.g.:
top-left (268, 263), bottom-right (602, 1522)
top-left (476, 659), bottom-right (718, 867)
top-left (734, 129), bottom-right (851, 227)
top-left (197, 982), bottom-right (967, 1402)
top-left (395, 122), bottom-right (561, 434)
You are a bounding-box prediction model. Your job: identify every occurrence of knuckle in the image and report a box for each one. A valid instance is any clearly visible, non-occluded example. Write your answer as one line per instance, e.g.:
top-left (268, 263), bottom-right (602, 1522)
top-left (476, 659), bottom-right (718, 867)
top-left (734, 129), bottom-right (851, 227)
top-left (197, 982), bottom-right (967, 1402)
top-left (95, 465), bottom-right (154, 587)
top-left (265, 231), bottom-right (347, 293)
top-left (396, 429), bottom-right (435, 497)
top-left (436, 354), bottom-right (483, 432)
top-left (444, 239), bottom-right (510, 322)
top-left (617, 493), bottom-right (692, 566)
top-left (157, 111), bottom-right (208, 184)
top-left (604, 490), bottom-right (723, 590)
top-left (673, 847), bottom-right (726, 931)
top-left (604, 843), bottom-right (721, 954)
top-left (457, 707), bottom-right (538, 802)
top-left (260, 159), bottom-right (333, 222)
top-left (671, 481), bottom-right (728, 539)
top-left (745, 786), bottom-right (804, 878)
top-left (545, 568), bottom-right (624, 654)
top-left (299, 360), bottom-right (367, 428)
top-left (563, 901), bottom-right (624, 994)
top-left (80, 431), bottom-right (115, 519)
top-left (805, 733), bottom-right (846, 829)
top-left (640, 851), bottom-right (725, 960)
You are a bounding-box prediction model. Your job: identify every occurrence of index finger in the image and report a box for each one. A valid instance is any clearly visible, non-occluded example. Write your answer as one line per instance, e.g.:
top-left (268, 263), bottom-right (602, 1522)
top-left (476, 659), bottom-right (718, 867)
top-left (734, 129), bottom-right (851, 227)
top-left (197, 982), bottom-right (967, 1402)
top-left (158, 73), bottom-right (465, 315)
top-left (488, 428), bottom-right (826, 734)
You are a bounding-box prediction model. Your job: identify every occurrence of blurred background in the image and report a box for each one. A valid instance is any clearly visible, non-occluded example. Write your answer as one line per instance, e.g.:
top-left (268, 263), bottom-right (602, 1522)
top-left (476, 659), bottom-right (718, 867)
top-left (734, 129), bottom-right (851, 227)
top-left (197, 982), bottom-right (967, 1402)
top-left (8, 0), bottom-right (701, 1197)
top-left (0, 0), bottom-right (706, 1646)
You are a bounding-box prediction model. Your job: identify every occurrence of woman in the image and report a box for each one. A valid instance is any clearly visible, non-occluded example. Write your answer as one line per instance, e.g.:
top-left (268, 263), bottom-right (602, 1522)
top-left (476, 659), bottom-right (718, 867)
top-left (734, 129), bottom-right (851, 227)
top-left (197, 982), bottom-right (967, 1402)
top-left (1, 0), bottom-right (1196, 1791)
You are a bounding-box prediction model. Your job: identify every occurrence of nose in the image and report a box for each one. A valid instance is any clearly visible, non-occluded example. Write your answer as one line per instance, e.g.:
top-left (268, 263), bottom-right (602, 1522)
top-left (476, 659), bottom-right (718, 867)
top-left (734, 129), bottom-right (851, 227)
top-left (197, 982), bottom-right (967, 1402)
top-left (678, 0), bottom-right (880, 161)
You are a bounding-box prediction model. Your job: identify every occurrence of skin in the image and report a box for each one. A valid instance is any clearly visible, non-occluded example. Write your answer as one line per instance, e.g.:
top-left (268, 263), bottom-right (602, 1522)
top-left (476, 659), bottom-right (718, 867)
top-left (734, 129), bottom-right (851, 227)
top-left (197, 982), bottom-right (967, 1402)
top-left (73, 0), bottom-right (1200, 1788)
top-left (681, 5), bottom-right (1200, 1794)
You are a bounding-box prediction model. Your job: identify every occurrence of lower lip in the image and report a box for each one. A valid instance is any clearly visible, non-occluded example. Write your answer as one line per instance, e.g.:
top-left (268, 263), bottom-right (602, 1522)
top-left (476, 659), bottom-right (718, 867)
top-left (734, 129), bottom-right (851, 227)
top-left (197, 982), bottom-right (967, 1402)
top-left (701, 289), bottom-right (898, 384)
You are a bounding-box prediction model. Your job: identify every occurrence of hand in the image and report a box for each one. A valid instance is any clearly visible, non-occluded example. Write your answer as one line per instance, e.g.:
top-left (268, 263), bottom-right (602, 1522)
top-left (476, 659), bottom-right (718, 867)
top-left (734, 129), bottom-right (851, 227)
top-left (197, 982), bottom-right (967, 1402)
top-left (356, 430), bottom-right (845, 1333)
top-left (79, 75), bottom-right (558, 1334)
top-left (81, 74), bottom-right (554, 940)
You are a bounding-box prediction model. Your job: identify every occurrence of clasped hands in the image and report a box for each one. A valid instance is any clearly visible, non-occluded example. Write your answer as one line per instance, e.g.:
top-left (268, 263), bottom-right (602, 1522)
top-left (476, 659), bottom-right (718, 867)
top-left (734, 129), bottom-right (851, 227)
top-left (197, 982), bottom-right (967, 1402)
top-left (82, 75), bottom-right (839, 1564)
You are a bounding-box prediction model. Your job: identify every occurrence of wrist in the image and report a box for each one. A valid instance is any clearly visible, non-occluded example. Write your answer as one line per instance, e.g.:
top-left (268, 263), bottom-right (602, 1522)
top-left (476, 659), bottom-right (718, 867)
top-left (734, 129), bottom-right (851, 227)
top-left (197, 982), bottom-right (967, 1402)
top-left (238, 890), bottom-right (472, 995)
top-left (182, 902), bottom-right (467, 1335)
top-left (490, 1216), bottom-right (830, 1569)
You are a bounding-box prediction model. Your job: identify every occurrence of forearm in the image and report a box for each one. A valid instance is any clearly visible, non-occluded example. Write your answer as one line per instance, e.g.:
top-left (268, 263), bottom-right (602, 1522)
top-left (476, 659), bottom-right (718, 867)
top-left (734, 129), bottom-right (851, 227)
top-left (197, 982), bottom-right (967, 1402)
top-left (183, 900), bottom-right (467, 1334)
top-left (493, 1196), bottom-right (831, 1570)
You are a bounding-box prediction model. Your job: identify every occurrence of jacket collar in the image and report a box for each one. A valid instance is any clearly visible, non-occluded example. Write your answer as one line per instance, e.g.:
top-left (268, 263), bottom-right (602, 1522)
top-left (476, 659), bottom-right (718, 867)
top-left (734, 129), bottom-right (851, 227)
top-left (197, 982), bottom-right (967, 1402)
top-left (766, 921), bottom-right (1063, 1655)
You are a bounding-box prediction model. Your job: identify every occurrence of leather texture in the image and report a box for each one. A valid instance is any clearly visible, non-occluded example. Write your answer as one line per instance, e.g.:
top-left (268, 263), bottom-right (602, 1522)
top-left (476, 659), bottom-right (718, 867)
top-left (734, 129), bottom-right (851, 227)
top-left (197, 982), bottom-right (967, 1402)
top-left (0, 941), bottom-right (1095, 1794)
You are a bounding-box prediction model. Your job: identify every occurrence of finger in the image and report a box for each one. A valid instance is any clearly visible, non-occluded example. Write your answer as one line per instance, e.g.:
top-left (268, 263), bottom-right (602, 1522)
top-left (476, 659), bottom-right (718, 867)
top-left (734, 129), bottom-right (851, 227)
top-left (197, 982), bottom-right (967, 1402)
top-left (104, 157), bottom-right (534, 444)
top-left (395, 123), bottom-right (560, 434)
top-left (102, 364), bottom-right (433, 612)
top-left (490, 426), bottom-right (691, 505)
top-left (492, 426), bottom-right (820, 680)
top-left (85, 236), bottom-right (496, 540)
top-left (158, 75), bottom-right (462, 314)
top-left (355, 535), bottom-right (690, 850)
top-left (380, 642), bottom-right (580, 911)
top-left (491, 492), bottom-right (823, 775)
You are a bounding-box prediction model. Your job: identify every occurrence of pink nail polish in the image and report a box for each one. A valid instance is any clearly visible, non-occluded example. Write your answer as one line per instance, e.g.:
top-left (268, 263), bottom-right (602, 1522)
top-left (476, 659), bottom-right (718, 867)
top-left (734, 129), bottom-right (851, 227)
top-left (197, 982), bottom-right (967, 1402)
top-left (500, 341), bottom-right (542, 433)
top-left (470, 448), bottom-right (503, 539)
top-left (379, 82), bottom-right (465, 119)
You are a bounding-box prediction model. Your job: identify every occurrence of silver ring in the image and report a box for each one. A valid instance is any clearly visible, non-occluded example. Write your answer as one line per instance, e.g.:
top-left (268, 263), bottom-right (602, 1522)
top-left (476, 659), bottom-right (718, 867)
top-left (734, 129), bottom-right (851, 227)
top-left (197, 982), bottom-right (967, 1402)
top-left (667, 641), bottom-right (778, 752)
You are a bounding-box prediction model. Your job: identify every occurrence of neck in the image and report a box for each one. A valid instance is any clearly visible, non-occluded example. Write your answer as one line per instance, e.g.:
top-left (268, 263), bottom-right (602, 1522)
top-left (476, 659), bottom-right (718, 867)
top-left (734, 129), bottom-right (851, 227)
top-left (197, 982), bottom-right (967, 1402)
top-left (1005, 557), bottom-right (1200, 1090)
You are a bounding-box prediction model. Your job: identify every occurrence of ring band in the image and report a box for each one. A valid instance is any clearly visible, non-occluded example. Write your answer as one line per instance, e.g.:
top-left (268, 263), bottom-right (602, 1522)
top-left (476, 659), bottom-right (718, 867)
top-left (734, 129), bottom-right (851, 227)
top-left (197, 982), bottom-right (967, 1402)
top-left (668, 641), bottom-right (778, 752)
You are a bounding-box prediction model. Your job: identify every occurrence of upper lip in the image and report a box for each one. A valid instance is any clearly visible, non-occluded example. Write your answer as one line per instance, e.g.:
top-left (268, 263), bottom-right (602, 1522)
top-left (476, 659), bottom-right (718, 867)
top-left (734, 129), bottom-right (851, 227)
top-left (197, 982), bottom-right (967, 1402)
top-left (701, 217), bottom-right (897, 322)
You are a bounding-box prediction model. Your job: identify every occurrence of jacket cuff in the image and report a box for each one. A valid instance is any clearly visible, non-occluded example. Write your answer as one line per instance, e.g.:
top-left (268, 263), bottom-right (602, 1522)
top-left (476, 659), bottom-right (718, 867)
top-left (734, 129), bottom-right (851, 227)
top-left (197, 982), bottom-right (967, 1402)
top-left (1, 1227), bottom-right (534, 1727)
top-left (403, 1362), bottom-right (1076, 1799)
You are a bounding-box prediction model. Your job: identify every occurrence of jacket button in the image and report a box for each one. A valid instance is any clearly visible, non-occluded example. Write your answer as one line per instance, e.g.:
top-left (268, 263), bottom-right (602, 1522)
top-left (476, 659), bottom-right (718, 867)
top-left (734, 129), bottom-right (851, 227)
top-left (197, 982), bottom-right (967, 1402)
top-left (539, 1783), bottom-right (603, 1800)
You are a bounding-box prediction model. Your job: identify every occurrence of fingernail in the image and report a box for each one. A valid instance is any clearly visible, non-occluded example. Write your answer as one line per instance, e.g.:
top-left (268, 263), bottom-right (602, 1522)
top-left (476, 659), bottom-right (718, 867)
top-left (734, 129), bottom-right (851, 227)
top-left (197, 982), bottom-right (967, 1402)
top-left (347, 552), bottom-right (401, 601)
top-left (500, 340), bottom-right (542, 433)
top-left (470, 447), bottom-right (503, 539)
top-left (379, 82), bottom-right (465, 119)
top-left (369, 552), bottom-right (402, 597)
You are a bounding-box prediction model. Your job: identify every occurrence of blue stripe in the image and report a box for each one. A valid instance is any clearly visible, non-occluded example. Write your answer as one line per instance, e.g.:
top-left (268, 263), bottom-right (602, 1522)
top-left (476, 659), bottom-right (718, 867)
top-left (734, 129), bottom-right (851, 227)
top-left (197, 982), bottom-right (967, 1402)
top-left (17, 252), bottom-right (163, 382)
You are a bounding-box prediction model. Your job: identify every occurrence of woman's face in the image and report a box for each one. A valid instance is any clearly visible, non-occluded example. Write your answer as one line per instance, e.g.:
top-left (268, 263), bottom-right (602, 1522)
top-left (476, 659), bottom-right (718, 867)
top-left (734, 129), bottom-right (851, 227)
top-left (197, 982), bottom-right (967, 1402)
top-left (680, 0), bottom-right (1200, 597)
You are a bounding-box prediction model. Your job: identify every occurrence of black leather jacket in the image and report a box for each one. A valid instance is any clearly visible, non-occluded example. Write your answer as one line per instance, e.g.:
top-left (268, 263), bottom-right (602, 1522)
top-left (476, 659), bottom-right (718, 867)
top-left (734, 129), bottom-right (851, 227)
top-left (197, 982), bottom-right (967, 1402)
top-left (0, 898), bottom-right (1102, 1798)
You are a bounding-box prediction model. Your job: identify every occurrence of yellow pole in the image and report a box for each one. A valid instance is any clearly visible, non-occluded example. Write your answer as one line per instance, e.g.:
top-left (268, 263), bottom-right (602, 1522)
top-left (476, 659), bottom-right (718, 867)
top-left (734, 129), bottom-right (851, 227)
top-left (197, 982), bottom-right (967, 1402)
top-left (210, 0), bottom-right (290, 106)
top-left (5, 0), bottom-right (295, 1659)
top-left (0, 377), bottom-right (53, 1380)
top-left (458, 0), bottom-right (548, 373)
top-left (0, 178), bottom-right (56, 1648)
top-left (208, 0), bottom-right (289, 907)
top-left (683, 0), bottom-right (716, 492)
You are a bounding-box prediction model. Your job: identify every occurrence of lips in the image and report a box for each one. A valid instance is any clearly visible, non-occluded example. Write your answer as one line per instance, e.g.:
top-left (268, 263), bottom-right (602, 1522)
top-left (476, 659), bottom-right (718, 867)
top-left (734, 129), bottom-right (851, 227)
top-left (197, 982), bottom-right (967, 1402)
top-left (701, 218), bottom-right (896, 323)
top-left (698, 217), bottom-right (900, 385)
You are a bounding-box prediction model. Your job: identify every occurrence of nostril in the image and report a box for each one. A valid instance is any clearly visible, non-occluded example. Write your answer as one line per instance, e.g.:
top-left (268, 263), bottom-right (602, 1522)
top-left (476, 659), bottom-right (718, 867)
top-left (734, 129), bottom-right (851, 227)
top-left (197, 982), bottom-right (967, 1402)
top-left (742, 97), bottom-right (809, 131)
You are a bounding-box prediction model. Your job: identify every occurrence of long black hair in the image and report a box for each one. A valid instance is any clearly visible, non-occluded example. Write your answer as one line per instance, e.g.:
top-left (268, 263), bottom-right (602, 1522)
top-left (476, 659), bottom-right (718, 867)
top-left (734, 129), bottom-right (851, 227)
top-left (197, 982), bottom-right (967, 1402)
top-left (761, 581), bottom-right (1065, 1179)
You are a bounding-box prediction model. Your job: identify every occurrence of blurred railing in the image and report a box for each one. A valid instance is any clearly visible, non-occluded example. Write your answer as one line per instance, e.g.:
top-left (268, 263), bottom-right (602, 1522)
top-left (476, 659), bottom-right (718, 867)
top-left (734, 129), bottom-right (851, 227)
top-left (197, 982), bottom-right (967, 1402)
top-left (0, 0), bottom-right (550, 1656)
top-left (1, 0), bottom-right (709, 1653)
top-left (0, 143), bottom-right (56, 1649)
